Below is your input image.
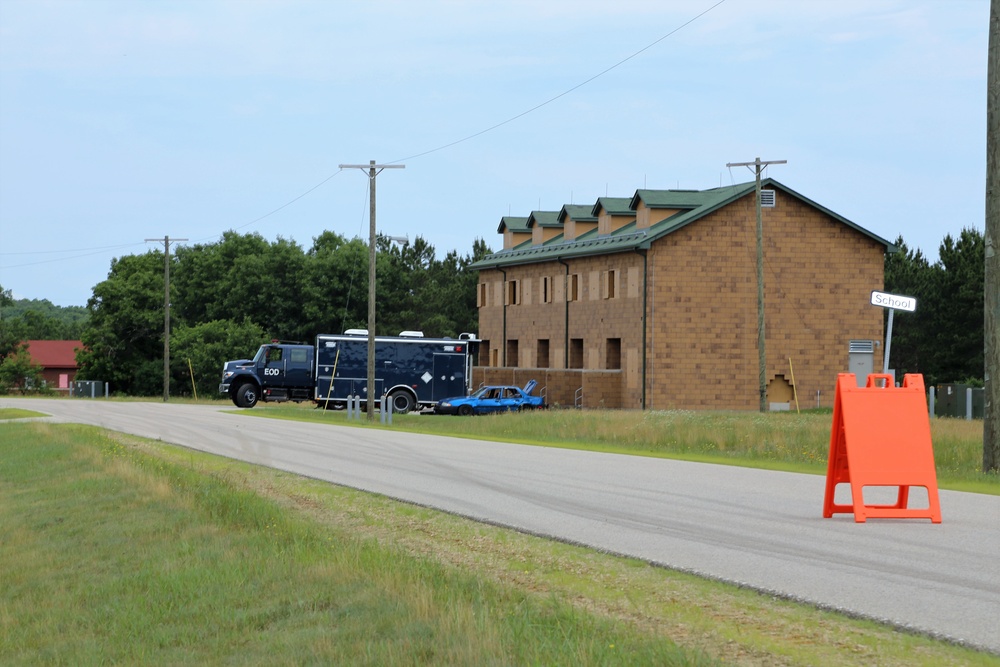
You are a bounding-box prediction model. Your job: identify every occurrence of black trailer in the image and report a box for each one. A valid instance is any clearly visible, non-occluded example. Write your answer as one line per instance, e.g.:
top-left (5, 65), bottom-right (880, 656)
top-left (220, 331), bottom-right (478, 412)
top-left (314, 332), bottom-right (478, 413)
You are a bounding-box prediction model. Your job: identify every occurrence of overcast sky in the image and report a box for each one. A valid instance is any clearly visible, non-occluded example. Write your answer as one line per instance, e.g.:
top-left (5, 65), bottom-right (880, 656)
top-left (0, 0), bottom-right (988, 307)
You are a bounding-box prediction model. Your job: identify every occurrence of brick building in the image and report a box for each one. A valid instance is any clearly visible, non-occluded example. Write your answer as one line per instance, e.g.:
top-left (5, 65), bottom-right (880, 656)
top-left (471, 179), bottom-right (892, 410)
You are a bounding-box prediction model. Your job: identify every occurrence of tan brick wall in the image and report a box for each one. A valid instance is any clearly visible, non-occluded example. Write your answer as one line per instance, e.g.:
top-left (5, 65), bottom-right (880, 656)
top-left (473, 366), bottom-right (623, 409)
top-left (645, 192), bottom-right (883, 410)
top-left (477, 190), bottom-right (885, 411)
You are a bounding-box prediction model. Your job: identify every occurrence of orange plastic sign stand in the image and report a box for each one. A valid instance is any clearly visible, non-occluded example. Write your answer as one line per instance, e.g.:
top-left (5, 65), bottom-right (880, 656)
top-left (823, 373), bottom-right (941, 523)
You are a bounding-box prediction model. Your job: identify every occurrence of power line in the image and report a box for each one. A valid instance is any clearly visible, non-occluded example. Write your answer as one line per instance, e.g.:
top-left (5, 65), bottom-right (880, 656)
top-left (0, 243), bottom-right (148, 269)
top-left (391, 0), bottom-right (728, 165)
top-left (4, 1), bottom-right (729, 267)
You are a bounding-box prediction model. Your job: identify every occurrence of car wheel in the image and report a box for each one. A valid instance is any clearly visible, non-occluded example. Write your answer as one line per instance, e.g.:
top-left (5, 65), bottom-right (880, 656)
top-left (387, 390), bottom-right (416, 414)
top-left (236, 383), bottom-right (258, 409)
top-left (457, 404), bottom-right (473, 416)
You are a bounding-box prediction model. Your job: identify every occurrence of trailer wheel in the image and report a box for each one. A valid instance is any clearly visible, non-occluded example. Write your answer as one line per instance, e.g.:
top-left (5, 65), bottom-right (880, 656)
top-left (387, 390), bottom-right (415, 414)
top-left (235, 383), bottom-right (259, 409)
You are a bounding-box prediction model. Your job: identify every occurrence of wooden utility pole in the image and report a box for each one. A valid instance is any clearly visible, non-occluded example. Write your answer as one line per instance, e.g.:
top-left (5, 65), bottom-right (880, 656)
top-left (338, 160), bottom-right (404, 420)
top-left (984, 0), bottom-right (999, 472)
top-left (145, 236), bottom-right (187, 402)
top-left (726, 157), bottom-right (786, 412)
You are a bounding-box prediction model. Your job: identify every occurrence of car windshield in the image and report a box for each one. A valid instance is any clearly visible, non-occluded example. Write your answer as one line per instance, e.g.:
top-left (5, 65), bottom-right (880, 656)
top-left (471, 387), bottom-right (492, 399)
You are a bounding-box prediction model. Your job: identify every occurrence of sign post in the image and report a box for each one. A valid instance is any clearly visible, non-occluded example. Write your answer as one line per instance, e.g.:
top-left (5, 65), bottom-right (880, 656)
top-left (870, 291), bottom-right (917, 375)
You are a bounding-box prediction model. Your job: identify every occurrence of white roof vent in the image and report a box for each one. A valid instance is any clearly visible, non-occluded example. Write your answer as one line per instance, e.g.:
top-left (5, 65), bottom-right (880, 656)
top-left (760, 189), bottom-right (776, 208)
top-left (398, 330), bottom-right (424, 338)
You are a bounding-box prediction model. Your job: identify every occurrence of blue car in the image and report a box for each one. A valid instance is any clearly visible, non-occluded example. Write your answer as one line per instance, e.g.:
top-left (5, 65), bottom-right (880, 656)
top-left (435, 380), bottom-right (544, 415)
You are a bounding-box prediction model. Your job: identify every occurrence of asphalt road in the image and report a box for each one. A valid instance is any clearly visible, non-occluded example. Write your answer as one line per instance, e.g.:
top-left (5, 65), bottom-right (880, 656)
top-left (4, 398), bottom-right (999, 654)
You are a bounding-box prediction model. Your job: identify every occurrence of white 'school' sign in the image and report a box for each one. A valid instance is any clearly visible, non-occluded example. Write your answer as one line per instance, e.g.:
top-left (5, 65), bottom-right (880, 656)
top-left (870, 291), bottom-right (917, 312)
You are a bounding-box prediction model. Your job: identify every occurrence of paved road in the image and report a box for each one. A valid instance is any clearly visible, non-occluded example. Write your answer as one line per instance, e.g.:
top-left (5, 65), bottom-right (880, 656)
top-left (4, 398), bottom-right (999, 653)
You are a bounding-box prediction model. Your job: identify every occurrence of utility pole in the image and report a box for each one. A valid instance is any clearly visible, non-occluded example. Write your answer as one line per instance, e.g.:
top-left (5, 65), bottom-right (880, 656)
top-left (984, 0), bottom-right (999, 471)
top-left (338, 160), bottom-right (405, 420)
top-left (726, 157), bottom-right (786, 412)
top-left (145, 235), bottom-right (187, 402)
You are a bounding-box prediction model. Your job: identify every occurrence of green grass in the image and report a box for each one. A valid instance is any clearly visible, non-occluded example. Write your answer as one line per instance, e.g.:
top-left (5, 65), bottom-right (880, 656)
top-left (0, 408), bottom-right (47, 420)
top-left (238, 404), bottom-right (999, 494)
top-left (0, 422), bottom-right (708, 666)
top-left (2, 422), bottom-right (994, 666)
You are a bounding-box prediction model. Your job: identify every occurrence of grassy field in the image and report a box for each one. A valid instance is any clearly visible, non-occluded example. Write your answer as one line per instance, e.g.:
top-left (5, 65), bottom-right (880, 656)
top-left (2, 420), bottom-right (996, 666)
top-left (239, 403), bottom-right (997, 494)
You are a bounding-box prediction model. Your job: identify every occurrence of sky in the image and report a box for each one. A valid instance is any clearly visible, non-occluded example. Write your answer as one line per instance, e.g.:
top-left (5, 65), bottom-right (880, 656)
top-left (0, 0), bottom-right (989, 308)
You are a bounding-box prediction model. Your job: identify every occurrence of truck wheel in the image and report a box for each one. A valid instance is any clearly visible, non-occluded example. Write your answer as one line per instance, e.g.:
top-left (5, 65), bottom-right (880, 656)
top-left (236, 383), bottom-right (259, 409)
top-left (387, 390), bottom-right (415, 414)
top-left (457, 404), bottom-right (473, 416)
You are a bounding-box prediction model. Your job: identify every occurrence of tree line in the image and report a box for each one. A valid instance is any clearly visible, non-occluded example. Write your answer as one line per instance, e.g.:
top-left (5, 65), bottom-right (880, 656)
top-left (1, 231), bottom-right (491, 396)
top-left (882, 227), bottom-right (985, 387)
top-left (0, 227), bottom-right (986, 397)
top-left (76, 231), bottom-right (491, 397)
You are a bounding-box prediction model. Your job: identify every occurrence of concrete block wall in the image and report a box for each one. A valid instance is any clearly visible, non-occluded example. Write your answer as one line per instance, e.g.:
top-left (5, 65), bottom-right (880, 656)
top-left (476, 189), bottom-right (886, 411)
top-left (472, 366), bottom-right (624, 409)
top-left (645, 192), bottom-right (884, 410)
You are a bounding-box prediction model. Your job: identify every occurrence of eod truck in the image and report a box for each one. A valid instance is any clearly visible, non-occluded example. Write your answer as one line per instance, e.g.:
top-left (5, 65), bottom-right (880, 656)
top-left (219, 331), bottom-right (479, 413)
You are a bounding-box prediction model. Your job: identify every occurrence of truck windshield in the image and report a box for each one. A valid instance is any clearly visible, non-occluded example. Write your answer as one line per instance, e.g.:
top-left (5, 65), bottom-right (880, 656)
top-left (252, 346), bottom-right (268, 364)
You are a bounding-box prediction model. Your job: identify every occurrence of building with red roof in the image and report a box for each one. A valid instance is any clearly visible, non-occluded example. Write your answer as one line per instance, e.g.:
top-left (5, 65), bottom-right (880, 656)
top-left (24, 340), bottom-right (83, 392)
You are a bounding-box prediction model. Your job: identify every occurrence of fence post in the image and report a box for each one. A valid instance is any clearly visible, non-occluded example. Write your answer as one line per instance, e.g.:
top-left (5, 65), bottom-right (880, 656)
top-left (967, 387), bottom-right (973, 420)
top-left (929, 385), bottom-right (936, 417)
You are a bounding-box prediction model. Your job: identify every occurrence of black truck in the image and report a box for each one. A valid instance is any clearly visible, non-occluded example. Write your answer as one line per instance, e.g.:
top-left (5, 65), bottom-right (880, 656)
top-left (219, 330), bottom-right (479, 413)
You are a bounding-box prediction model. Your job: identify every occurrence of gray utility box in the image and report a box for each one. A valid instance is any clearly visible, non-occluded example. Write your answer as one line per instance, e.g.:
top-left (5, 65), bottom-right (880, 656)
top-left (935, 384), bottom-right (984, 419)
top-left (848, 340), bottom-right (875, 387)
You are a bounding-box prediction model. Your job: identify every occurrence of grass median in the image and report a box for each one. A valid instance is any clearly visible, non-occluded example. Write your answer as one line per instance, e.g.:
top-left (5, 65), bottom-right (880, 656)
top-left (2, 421), bottom-right (995, 665)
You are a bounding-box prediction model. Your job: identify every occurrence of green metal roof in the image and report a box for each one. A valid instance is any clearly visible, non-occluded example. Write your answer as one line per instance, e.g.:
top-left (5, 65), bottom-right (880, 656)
top-left (473, 179), bottom-right (895, 270)
top-left (558, 204), bottom-right (597, 223)
top-left (526, 210), bottom-right (561, 228)
top-left (592, 197), bottom-right (633, 217)
top-left (496, 216), bottom-right (529, 234)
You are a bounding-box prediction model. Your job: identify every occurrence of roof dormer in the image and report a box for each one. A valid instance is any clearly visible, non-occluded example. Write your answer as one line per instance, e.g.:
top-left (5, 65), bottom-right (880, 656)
top-left (526, 211), bottom-right (562, 245)
top-left (558, 204), bottom-right (598, 241)
top-left (592, 197), bottom-right (635, 236)
top-left (497, 216), bottom-right (530, 250)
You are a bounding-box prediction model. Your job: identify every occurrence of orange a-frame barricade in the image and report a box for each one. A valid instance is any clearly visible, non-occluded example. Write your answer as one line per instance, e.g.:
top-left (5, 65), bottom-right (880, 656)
top-left (822, 373), bottom-right (942, 523)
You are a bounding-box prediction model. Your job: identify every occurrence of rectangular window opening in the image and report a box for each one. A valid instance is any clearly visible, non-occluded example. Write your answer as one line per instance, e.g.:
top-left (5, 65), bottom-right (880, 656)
top-left (537, 339), bottom-right (550, 368)
top-left (606, 338), bottom-right (622, 370)
top-left (569, 338), bottom-right (584, 369)
top-left (506, 339), bottom-right (519, 367)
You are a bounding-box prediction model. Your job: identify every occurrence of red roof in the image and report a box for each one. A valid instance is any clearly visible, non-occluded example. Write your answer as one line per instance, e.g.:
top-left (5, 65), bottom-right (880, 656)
top-left (25, 340), bottom-right (83, 369)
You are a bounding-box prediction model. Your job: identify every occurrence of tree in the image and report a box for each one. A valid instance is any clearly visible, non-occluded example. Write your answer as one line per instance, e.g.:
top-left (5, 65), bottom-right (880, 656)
top-left (0, 343), bottom-right (45, 394)
top-left (76, 252), bottom-right (166, 395)
top-left (170, 318), bottom-right (269, 398)
top-left (883, 237), bottom-right (935, 380)
top-left (884, 232), bottom-right (985, 387)
top-left (303, 232), bottom-right (369, 334)
top-left (926, 228), bottom-right (985, 383)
